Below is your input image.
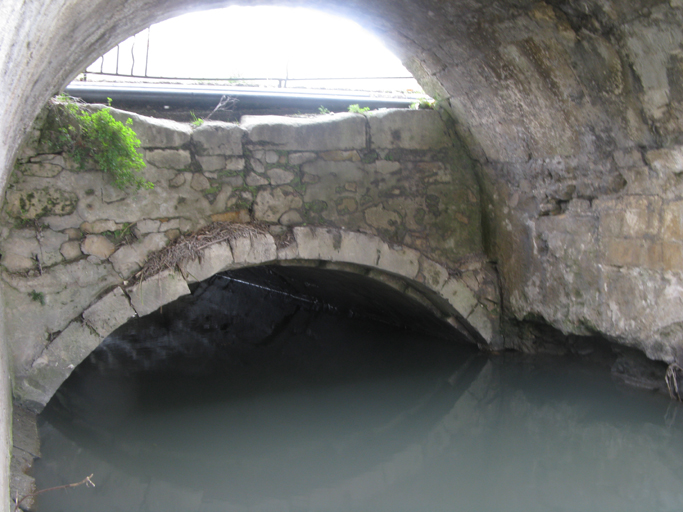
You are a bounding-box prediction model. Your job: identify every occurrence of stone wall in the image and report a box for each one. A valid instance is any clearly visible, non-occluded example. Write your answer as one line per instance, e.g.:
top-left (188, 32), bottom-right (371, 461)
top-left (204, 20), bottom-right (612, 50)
top-left (1, 104), bottom-right (499, 412)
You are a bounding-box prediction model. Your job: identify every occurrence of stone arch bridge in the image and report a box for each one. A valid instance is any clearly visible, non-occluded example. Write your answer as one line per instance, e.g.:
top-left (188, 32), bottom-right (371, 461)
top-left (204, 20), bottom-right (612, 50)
top-left (2, 106), bottom-right (500, 412)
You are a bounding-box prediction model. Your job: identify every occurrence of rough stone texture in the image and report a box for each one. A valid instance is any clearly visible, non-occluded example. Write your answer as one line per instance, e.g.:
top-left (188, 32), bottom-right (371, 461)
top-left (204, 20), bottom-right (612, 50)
top-left (179, 242), bottom-right (234, 284)
top-left (82, 287), bottom-right (135, 337)
top-left (110, 110), bottom-right (192, 148)
top-left (367, 109), bottom-right (451, 150)
top-left (242, 114), bottom-right (366, 151)
top-left (81, 235), bottom-right (115, 259)
top-left (192, 121), bottom-right (245, 156)
top-left (145, 149), bottom-right (191, 170)
top-left (1, 259), bottom-right (120, 371)
top-left (127, 269), bottom-right (191, 317)
top-left (15, 320), bottom-right (103, 411)
top-left (109, 233), bottom-right (168, 278)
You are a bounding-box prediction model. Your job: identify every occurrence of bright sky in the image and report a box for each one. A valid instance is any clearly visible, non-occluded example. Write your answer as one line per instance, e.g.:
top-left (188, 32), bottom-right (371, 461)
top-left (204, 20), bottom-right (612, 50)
top-left (86, 6), bottom-right (421, 92)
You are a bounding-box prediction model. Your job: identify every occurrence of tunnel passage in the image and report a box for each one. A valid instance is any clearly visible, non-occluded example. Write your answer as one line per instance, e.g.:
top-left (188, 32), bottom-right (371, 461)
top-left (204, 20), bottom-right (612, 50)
top-left (33, 264), bottom-right (485, 510)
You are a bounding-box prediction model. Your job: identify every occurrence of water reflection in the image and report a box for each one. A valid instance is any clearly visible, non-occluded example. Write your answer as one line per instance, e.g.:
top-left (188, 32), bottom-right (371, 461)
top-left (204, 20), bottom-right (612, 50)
top-left (34, 268), bottom-right (683, 512)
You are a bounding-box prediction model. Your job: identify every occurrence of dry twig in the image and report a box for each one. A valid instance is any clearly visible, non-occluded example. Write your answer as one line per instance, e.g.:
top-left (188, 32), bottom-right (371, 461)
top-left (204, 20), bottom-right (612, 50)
top-left (665, 363), bottom-right (683, 401)
top-left (133, 222), bottom-right (267, 284)
top-left (13, 474), bottom-right (95, 511)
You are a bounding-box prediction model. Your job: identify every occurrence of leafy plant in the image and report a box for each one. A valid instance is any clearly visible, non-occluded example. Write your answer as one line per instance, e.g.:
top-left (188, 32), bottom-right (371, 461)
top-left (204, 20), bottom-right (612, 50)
top-left (410, 96), bottom-right (436, 110)
top-left (348, 104), bottom-right (370, 113)
top-left (48, 97), bottom-right (153, 190)
top-left (318, 106), bottom-right (330, 115)
top-left (28, 290), bottom-right (45, 306)
top-left (190, 111), bottom-right (204, 127)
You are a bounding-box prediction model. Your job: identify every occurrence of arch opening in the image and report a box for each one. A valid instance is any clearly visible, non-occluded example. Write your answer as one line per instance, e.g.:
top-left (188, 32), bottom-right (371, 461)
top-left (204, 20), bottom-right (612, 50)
top-left (33, 263), bottom-right (483, 510)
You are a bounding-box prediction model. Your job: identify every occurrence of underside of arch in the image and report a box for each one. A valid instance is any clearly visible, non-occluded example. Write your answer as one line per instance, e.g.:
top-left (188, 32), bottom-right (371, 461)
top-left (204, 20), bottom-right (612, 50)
top-left (13, 227), bottom-right (499, 413)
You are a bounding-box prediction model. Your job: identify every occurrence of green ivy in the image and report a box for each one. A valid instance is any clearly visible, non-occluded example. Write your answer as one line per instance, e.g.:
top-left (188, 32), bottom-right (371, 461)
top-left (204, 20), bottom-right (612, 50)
top-left (47, 98), bottom-right (153, 190)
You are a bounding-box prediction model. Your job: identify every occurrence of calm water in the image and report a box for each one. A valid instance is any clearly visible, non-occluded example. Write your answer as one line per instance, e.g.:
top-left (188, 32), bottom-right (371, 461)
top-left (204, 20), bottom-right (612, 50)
top-left (34, 269), bottom-right (683, 512)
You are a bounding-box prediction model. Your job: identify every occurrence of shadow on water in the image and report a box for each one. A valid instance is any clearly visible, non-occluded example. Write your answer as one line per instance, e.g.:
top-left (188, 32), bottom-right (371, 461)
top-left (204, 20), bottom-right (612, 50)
top-left (34, 266), bottom-right (683, 512)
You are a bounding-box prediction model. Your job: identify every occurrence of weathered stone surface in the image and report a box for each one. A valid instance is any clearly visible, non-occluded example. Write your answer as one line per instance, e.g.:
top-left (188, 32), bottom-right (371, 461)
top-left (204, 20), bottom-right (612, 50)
top-left (128, 269), bottom-right (190, 317)
top-left (279, 209), bottom-right (303, 226)
top-left (242, 114), bottom-right (366, 151)
top-left (179, 241), bottom-right (234, 284)
top-left (81, 219), bottom-right (117, 234)
top-left (109, 232), bottom-right (167, 278)
top-left (146, 149), bottom-right (191, 170)
top-left (110, 109), bottom-right (192, 148)
top-left (16, 320), bottom-right (103, 410)
top-left (367, 109), bottom-right (451, 150)
top-left (196, 155), bottom-right (225, 172)
top-left (229, 231), bottom-right (277, 265)
top-left (267, 168), bottom-right (295, 185)
top-left (246, 173), bottom-right (269, 186)
top-left (377, 242), bottom-right (421, 279)
top-left (169, 172), bottom-right (186, 188)
top-left (83, 286), bottom-right (135, 337)
top-left (136, 219), bottom-right (161, 233)
top-left (254, 187), bottom-right (303, 223)
top-left (210, 210), bottom-right (250, 223)
top-left (289, 152), bottom-right (317, 165)
top-left (192, 121), bottom-right (245, 156)
top-left (4, 187), bottom-right (77, 219)
top-left (190, 173), bottom-right (211, 191)
top-left (81, 235), bottom-right (115, 259)
top-left (60, 240), bottom-right (82, 260)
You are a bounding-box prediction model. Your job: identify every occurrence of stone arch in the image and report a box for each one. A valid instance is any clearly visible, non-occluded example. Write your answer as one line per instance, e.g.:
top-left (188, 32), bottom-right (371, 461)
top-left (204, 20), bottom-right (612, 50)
top-left (15, 226), bottom-right (497, 413)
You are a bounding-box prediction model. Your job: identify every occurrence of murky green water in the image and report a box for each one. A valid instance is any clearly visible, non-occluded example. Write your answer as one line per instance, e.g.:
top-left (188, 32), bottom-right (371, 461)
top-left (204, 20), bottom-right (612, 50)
top-left (34, 268), bottom-right (683, 512)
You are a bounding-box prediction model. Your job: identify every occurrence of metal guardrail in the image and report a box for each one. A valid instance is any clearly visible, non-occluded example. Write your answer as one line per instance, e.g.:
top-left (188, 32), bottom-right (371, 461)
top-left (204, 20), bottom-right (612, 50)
top-left (65, 82), bottom-right (418, 112)
top-left (85, 27), bottom-right (419, 91)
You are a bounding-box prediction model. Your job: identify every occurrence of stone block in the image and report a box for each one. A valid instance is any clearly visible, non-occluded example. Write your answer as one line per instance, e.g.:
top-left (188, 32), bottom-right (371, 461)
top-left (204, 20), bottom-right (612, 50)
top-left (293, 227), bottom-right (341, 261)
top-left (169, 173), bottom-right (186, 188)
top-left (645, 145), bottom-right (683, 175)
top-left (279, 209), bottom-right (303, 226)
top-left (225, 157), bottom-right (246, 171)
top-left (604, 238), bottom-right (663, 268)
top-left (662, 242), bottom-right (683, 271)
top-left (267, 168), bottom-right (295, 185)
top-left (598, 196), bottom-right (661, 238)
top-left (81, 235), bottom-right (115, 259)
top-left (265, 150), bottom-right (279, 163)
top-left (466, 304), bottom-right (496, 344)
top-left (229, 231), bottom-right (277, 265)
top-left (179, 242), bottom-right (234, 284)
top-left (367, 109), bottom-right (451, 150)
top-left (320, 150), bottom-right (361, 162)
top-left (418, 256), bottom-right (450, 291)
top-left (128, 269), bottom-right (191, 317)
top-left (60, 240), bottom-right (82, 260)
top-left (254, 187), bottom-right (303, 223)
top-left (196, 155), bottom-right (226, 172)
top-left (110, 109), bottom-right (192, 148)
top-left (662, 200), bottom-right (683, 239)
top-left (83, 287), bottom-right (135, 337)
top-left (192, 121), bottom-right (246, 156)
top-left (24, 320), bottom-right (103, 409)
top-left (289, 152), bottom-right (317, 165)
top-left (338, 231), bottom-right (382, 267)
top-left (377, 242), bottom-right (421, 279)
top-left (109, 233), bottom-right (168, 278)
top-left (441, 277), bottom-right (478, 318)
top-left (146, 149), bottom-right (191, 170)
top-left (246, 173), bottom-right (269, 186)
top-left (137, 219), bottom-right (161, 233)
top-left (4, 187), bottom-right (77, 220)
top-left (190, 173), bottom-right (211, 191)
top-left (210, 210), bottom-right (251, 223)
top-left (80, 219), bottom-right (117, 234)
top-left (241, 114), bottom-right (366, 151)
top-left (364, 204), bottom-right (402, 231)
